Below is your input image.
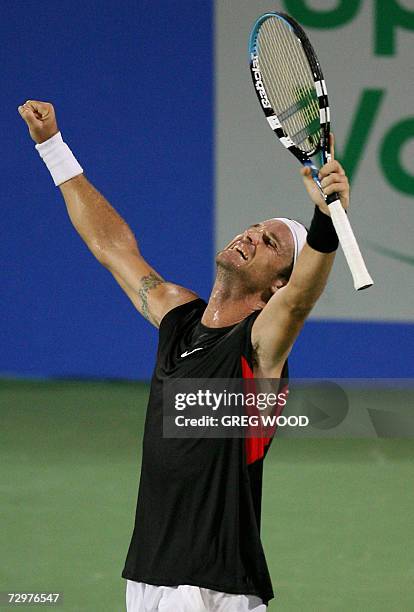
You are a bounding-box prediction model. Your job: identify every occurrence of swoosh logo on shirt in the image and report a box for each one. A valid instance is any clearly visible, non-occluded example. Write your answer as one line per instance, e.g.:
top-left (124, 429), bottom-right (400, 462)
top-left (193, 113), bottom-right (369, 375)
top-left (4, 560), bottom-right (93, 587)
top-left (180, 347), bottom-right (204, 358)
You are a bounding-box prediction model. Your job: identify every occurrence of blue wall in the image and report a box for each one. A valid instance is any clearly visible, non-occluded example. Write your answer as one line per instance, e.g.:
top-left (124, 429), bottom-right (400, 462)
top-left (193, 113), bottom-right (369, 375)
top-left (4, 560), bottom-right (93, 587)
top-left (291, 320), bottom-right (414, 378)
top-left (2, 1), bottom-right (412, 380)
top-left (2, 0), bottom-right (213, 380)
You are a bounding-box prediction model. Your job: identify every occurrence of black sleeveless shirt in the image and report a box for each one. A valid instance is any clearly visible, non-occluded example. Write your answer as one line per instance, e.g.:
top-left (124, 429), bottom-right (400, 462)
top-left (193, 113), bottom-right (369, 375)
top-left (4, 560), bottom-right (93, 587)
top-left (122, 298), bottom-right (287, 605)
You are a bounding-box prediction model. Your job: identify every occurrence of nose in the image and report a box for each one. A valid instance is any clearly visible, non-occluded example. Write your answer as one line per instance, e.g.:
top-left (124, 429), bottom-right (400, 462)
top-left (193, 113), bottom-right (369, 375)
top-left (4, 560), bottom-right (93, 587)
top-left (243, 228), bottom-right (258, 244)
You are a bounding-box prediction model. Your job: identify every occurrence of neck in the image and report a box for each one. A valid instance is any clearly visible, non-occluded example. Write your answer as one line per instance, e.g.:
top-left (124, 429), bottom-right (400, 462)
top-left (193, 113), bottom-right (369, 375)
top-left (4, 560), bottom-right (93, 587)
top-left (201, 268), bottom-right (266, 328)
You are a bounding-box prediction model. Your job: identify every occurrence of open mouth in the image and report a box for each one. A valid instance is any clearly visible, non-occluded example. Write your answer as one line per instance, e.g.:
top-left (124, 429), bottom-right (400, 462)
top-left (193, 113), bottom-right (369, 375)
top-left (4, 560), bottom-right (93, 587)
top-left (224, 239), bottom-right (251, 261)
top-left (235, 247), bottom-right (248, 260)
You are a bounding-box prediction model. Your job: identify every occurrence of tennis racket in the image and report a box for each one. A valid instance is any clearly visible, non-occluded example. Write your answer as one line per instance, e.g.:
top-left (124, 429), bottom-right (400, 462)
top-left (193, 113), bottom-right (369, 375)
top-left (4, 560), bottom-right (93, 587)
top-left (249, 12), bottom-right (373, 291)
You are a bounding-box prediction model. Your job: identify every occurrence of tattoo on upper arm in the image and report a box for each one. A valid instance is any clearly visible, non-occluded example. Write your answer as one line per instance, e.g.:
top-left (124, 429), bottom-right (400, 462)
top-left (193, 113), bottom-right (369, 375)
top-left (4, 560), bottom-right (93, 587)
top-left (138, 271), bottom-right (164, 324)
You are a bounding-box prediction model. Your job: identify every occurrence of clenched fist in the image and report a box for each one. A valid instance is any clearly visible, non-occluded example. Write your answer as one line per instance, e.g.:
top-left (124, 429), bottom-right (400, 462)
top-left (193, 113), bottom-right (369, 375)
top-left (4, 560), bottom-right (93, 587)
top-left (18, 100), bottom-right (59, 144)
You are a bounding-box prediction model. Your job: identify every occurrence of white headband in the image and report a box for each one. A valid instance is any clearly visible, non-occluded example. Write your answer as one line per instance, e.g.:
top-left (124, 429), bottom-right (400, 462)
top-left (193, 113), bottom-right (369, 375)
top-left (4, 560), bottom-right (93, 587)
top-left (271, 217), bottom-right (308, 266)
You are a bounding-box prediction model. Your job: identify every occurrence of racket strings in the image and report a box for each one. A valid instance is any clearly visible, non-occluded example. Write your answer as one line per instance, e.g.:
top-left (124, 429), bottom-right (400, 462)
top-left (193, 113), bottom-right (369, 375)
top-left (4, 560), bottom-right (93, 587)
top-left (257, 18), bottom-right (320, 152)
top-left (261, 20), bottom-right (318, 141)
top-left (261, 19), bottom-right (318, 138)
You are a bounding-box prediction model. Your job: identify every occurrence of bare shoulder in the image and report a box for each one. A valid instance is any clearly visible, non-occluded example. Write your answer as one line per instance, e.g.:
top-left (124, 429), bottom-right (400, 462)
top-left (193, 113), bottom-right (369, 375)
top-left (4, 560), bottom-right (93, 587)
top-left (136, 272), bottom-right (199, 327)
top-left (108, 254), bottom-right (199, 328)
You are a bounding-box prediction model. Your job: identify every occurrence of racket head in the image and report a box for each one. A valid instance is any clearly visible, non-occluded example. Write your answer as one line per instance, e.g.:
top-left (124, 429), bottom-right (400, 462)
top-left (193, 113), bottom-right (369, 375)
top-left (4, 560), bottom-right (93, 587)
top-left (248, 11), bottom-right (331, 166)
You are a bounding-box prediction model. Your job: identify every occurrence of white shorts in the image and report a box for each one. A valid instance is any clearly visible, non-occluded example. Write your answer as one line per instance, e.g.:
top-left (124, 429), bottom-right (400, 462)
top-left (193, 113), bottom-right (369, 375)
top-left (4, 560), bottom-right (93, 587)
top-left (125, 580), bottom-right (267, 612)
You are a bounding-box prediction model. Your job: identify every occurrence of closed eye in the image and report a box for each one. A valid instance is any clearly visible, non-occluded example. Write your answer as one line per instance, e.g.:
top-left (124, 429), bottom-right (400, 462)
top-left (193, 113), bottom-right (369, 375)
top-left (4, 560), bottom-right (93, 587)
top-left (263, 234), bottom-right (278, 251)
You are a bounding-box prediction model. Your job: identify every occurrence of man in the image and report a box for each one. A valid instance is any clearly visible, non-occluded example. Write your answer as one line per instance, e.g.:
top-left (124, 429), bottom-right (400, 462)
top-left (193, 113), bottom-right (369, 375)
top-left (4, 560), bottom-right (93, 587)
top-left (19, 100), bottom-right (349, 611)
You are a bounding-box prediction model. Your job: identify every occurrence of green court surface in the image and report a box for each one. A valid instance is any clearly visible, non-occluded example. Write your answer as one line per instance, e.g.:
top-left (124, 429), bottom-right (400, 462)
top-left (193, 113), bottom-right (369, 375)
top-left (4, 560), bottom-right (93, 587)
top-left (1, 380), bottom-right (413, 611)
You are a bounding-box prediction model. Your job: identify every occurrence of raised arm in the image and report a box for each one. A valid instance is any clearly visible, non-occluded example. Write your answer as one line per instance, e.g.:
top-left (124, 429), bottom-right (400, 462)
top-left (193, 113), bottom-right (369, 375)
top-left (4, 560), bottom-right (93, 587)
top-left (252, 139), bottom-right (349, 375)
top-left (18, 100), bottom-right (198, 327)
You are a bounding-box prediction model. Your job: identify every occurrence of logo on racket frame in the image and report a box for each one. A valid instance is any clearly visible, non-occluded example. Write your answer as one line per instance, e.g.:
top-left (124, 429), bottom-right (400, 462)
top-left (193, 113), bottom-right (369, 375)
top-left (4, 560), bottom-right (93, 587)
top-left (251, 55), bottom-right (271, 109)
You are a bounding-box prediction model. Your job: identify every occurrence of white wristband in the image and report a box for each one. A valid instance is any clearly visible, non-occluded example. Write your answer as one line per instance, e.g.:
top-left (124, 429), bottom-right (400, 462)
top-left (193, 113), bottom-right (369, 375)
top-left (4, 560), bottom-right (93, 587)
top-left (35, 132), bottom-right (83, 186)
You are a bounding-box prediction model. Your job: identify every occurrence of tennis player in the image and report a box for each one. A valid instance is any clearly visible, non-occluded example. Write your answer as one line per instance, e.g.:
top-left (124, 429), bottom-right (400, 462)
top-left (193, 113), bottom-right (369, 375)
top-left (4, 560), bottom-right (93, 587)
top-left (19, 100), bottom-right (349, 612)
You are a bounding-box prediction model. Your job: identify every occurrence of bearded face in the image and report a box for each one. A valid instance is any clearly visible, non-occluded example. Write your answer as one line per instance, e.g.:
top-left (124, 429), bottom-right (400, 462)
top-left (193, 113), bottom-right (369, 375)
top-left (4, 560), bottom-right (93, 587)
top-left (216, 220), bottom-right (295, 294)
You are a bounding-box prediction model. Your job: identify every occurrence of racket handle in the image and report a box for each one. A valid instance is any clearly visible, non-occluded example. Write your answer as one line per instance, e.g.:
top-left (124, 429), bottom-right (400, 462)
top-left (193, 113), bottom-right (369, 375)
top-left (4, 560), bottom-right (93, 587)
top-left (327, 198), bottom-right (374, 291)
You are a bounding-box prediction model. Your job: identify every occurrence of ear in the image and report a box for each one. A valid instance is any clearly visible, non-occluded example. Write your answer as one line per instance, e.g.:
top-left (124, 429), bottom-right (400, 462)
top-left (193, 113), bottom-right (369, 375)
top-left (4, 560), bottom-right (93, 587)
top-left (270, 277), bottom-right (287, 293)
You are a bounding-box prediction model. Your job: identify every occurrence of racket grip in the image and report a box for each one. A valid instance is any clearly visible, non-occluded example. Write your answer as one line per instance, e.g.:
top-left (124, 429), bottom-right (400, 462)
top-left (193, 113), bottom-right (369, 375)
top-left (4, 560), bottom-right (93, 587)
top-left (327, 199), bottom-right (374, 291)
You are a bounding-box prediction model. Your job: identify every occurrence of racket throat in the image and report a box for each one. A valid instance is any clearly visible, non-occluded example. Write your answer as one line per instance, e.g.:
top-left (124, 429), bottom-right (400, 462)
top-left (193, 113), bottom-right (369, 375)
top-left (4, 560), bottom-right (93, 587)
top-left (304, 160), bottom-right (325, 200)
